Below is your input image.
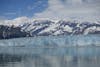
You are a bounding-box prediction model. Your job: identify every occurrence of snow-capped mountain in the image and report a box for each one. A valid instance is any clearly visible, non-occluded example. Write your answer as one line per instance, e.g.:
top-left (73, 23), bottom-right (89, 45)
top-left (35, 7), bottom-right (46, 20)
top-left (20, 20), bottom-right (100, 36)
top-left (0, 19), bottom-right (100, 39)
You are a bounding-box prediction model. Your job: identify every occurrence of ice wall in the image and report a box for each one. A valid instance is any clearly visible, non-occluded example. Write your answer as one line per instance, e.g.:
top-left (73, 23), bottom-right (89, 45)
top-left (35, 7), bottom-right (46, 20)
top-left (0, 35), bottom-right (99, 47)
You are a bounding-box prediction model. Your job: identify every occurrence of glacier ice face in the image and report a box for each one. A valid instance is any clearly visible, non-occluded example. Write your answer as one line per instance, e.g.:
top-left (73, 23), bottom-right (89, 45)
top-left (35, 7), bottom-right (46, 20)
top-left (0, 35), bottom-right (99, 47)
top-left (0, 35), bottom-right (99, 55)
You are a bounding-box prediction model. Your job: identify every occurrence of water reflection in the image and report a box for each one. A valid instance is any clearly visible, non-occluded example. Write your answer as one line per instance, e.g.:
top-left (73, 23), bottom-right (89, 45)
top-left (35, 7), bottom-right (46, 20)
top-left (0, 47), bottom-right (100, 67)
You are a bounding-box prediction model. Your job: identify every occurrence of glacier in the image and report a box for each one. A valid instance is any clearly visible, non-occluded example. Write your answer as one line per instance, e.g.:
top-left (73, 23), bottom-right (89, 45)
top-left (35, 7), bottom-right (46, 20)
top-left (0, 19), bottom-right (100, 55)
top-left (0, 33), bottom-right (100, 67)
top-left (0, 35), bottom-right (99, 47)
top-left (0, 35), bottom-right (100, 56)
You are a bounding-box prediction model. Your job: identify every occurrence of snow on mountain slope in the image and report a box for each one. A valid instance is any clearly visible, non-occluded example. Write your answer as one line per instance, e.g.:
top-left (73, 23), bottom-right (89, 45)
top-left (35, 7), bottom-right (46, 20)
top-left (0, 19), bottom-right (100, 39)
top-left (20, 20), bottom-right (100, 36)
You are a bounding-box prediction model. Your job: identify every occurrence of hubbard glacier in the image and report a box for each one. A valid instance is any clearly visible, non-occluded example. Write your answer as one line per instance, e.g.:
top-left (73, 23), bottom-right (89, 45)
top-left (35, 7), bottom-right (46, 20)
top-left (0, 20), bottom-right (100, 55)
top-left (0, 19), bottom-right (99, 56)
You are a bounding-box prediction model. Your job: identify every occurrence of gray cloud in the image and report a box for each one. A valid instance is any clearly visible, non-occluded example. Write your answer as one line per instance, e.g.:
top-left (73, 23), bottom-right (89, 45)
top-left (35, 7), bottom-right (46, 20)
top-left (33, 0), bottom-right (100, 20)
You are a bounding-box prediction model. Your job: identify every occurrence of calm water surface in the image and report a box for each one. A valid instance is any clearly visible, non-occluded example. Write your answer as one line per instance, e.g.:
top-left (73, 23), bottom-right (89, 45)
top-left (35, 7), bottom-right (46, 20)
top-left (0, 47), bottom-right (100, 67)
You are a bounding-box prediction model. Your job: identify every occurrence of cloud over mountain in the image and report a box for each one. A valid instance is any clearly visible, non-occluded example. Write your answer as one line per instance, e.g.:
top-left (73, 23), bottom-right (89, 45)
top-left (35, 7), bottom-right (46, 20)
top-left (33, 0), bottom-right (100, 20)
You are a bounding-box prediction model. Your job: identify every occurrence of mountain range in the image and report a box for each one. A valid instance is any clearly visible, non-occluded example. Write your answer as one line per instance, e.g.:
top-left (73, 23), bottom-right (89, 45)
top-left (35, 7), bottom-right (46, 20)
top-left (0, 20), bottom-right (100, 39)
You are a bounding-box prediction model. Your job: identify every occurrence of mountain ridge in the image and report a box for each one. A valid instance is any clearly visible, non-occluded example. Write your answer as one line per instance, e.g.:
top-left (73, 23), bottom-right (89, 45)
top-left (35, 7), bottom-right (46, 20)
top-left (0, 20), bottom-right (100, 39)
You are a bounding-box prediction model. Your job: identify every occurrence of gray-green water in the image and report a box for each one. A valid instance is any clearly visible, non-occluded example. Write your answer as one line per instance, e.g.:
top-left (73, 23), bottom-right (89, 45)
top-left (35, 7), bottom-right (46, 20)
top-left (0, 47), bottom-right (100, 67)
top-left (0, 35), bottom-right (100, 67)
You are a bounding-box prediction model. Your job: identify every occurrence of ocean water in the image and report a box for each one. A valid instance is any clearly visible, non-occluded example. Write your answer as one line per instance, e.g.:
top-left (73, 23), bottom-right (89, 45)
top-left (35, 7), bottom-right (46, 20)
top-left (0, 35), bottom-right (100, 67)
